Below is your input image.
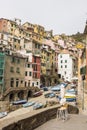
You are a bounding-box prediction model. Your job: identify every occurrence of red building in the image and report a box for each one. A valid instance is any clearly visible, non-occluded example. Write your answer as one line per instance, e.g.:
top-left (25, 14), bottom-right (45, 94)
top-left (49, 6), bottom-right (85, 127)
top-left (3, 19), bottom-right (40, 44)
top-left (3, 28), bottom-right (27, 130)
top-left (32, 56), bottom-right (41, 87)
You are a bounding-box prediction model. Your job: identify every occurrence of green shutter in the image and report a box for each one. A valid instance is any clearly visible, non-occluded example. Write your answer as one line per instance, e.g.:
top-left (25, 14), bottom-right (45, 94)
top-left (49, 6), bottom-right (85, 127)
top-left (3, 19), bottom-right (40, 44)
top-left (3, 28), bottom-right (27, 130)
top-left (80, 66), bottom-right (86, 75)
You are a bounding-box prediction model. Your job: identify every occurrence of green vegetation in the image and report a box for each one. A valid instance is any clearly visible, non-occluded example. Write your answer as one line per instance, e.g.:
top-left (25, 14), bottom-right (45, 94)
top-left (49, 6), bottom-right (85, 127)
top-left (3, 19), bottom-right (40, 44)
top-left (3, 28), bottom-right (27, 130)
top-left (70, 32), bottom-right (85, 43)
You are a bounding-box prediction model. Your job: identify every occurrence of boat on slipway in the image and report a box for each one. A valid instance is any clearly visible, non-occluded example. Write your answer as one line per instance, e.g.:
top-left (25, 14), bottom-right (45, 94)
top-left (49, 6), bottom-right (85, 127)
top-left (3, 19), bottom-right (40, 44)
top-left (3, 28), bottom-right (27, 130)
top-left (23, 101), bottom-right (35, 108)
top-left (0, 112), bottom-right (7, 119)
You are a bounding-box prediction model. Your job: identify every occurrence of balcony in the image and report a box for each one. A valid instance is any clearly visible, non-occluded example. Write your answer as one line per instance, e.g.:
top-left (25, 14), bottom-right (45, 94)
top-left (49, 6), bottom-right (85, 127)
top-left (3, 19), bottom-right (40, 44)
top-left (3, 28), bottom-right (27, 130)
top-left (46, 63), bottom-right (51, 70)
top-left (0, 78), bottom-right (3, 84)
top-left (33, 50), bottom-right (41, 56)
top-left (0, 70), bottom-right (3, 75)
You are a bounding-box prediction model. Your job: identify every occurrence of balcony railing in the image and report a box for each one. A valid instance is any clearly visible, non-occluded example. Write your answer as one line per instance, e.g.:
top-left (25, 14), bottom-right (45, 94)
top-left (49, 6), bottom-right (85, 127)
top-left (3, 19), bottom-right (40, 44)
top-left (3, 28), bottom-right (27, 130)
top-left (46, 64), bottom-right (51, 70)
top-left (33, 50), bottom-right (41, 56)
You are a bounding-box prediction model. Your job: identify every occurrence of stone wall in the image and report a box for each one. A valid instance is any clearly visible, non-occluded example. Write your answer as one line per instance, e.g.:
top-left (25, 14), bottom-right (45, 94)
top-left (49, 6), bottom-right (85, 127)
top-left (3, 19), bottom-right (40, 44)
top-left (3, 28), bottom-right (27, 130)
top-left (2, 104), bottom-right (79, 130)
top-left (0, 101), bottom-right (9, 112)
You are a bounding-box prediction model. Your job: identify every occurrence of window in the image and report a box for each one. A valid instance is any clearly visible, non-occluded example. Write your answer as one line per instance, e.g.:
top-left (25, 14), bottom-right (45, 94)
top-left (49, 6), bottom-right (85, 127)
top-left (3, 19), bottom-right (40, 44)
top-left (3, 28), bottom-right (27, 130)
top-left (32, 82), bottom-right (34, 86)
top-left (10, 67), bottom-right (14, 72)
top-left (11, 24), bottom-right (13, 27)
top-left (25, 71), bottom-right (27, 76)
top-left (11, 57), bottom-right (15, 63)
top-left (37, 82), bottom-right (38, 85)
top-left (24, 44), bottom-right (25, 48)
top-left (61, 60), bottom-right (63, 63)
top-left (38, 44), bottom-right (40, 49)
top-left (14, 39), bottom-right (16, 42)
top-left (80, 66), bottom-right (86, 75)
top-left (16, 67), bottom-right (20, 73)
top-left (65, 71), bottom-right (66, 75)
top-left (60, 55), bottom-right (62, 58)
top-left (65, 60), bottom-right (67, 63)
top-left (0, 70), bottom-right (3, 75)
top-left (26, 58), bottom-right (28, 62)
top-left (29, 72), bottom-right (32, 76)
top-left (18, 40), bottom-right (20, 43)
top-left (11, 28), bottom-right (13, 32)
top-left (65, 65), bottom-right (67, 68)
top-left (35, 43), bottom-right (37, 48)
top-left (33, 72), bottom-right (37, 78)
top-left (1, 41), bottom-right (3, 44)
top-left (34, 57), bottom-right (36, 63)
top-left (17, 59), bottom-right (20, 63)
top-left (27, 64), bottom-right (30, 68)
top-left (21, 80), bottom-right (23, 84)
top-left (61, 65), bottom-right (63, 68)
top-left (10, 78), bottom-right (14, 87)
top-left (0, 76), bottom-right (3, 82)
top-left (16, 79), bottom-right (19, 87)
top-left (1, 34), bottom-right (4, 39)
top-left (0, 57), bottom-right (4, 61)
top-left (25, 82), bottom-right (27, 87)
top-left (33, 65), bottom-right (37, 71)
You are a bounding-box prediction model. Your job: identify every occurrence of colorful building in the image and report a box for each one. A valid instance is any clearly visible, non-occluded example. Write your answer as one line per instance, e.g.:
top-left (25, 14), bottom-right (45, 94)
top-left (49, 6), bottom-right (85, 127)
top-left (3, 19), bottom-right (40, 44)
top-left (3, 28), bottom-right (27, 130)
top-left (58, 49), bottom-right (78, 82)
top-left (0, 51), bottom-right (27, 101)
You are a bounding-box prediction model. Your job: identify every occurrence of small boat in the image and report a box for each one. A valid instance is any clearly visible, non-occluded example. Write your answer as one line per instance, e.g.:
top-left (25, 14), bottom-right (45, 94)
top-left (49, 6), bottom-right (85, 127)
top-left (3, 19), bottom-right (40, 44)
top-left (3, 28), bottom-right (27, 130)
top-left (66, 98), bottom-right (76, 102)
top-left (12, 100), bottom-right (27, 105)
top-left (33, 91), bottom-right (42, 97)
top-left (57, 96), bottom-right (76, 102)
top-left (23, 101), bottom-right (35, 108)
top-left (65, 92), bottom-right (76, 102)
top-left (66, 89), bottom-right (76, 94)
top-left (44, 92), bottom-right (55, 98)
top-left (64, 93), bottom-right (76, 98)
top-left (43, 87), bottom-right (48, 91)
top-left (51, 83), bottom-right (68, 92)
top-left (33, 102), bottom-right (43, 110)
top-left (0, 112), bottom-right (7, 119)
top-left (59, 83), bottom-right (68, 88)
top-left (51, 85), bottom-right (60, 91)
top-left (48, 93), bottom-right (55, 98)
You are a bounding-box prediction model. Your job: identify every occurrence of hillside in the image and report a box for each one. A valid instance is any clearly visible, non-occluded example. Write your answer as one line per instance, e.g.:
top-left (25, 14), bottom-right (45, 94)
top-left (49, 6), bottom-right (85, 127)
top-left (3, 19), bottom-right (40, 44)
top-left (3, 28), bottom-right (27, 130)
top-left (70, 32), bottom-right (85, 43)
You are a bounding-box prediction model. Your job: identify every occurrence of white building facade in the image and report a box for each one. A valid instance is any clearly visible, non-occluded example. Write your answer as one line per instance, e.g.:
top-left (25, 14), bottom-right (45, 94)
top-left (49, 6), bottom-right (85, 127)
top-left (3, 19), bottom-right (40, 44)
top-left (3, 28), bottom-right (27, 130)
top-left (58, 50), bottom-right (77, 82)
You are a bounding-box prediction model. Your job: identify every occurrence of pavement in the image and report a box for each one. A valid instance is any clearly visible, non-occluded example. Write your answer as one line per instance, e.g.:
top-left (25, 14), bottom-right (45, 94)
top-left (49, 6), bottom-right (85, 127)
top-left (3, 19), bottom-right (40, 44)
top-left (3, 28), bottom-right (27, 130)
top-left (0, 91), bottom-right (59, 129)
top-left (0, 87), bottom-right (87, 130)
top-left (35, 114), bottom-right (87, 130)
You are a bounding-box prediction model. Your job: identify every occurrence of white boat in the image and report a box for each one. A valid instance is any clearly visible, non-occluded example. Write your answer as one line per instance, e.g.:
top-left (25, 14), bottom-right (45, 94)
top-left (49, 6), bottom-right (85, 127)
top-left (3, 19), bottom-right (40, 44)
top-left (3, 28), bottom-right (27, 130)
top-left (23, 101), bottom-right (35, 108)
top-left (33, 102), bottom-right (43, 110)
top-left (66, 88), bottom-right (77, 94)
top-left (0, 112), bottom-right (7, 119)
top-left (12, 100), bottom-right (27, 105)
